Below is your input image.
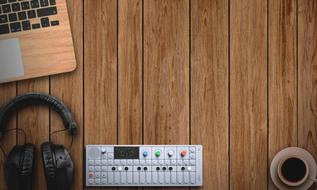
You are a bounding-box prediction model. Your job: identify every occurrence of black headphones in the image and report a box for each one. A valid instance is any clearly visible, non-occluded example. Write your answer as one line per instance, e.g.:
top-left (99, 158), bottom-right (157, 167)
top-left (0, 93), bottom-right (77, 190)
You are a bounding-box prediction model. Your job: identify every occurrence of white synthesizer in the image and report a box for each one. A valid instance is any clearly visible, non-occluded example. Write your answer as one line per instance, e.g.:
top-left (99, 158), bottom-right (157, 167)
top-left (85, 145), bottom-right (203, 187)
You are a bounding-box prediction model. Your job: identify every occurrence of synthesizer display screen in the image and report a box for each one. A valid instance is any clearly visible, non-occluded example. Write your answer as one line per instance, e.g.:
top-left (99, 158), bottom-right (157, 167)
top-left (114, 147), bottom-right (139, 159)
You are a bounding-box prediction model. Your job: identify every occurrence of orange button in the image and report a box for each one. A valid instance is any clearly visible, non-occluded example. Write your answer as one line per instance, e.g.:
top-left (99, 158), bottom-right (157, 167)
top-left (181, 150), bottom-right (187, 157)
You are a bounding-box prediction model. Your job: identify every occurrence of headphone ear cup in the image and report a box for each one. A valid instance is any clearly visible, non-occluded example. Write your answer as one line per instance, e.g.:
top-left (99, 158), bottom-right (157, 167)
top-left (41, 142), bottom-right (56, 187)
top-left (4, 144), bottom-right (35, 190)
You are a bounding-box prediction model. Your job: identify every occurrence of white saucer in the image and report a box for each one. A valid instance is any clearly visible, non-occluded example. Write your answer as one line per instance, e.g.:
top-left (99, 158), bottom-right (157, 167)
top-left (270, 147), bottom-right (317, 190)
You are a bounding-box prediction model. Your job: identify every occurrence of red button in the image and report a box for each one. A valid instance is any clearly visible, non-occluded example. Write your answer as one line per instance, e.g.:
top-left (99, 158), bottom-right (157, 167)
top-left (88, 172), bottom-right (94, 178)
top-left (181, 150), bottom-right (187, 157)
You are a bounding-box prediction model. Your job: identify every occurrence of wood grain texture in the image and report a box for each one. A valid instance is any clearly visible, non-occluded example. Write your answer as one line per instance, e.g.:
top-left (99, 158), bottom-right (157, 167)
top-left (191, 0), bottom-right (229, 189)
top-left (17, 78), bottom-right (49, 190)
top-left (84, 0), bottom-right (117, 189)
top-left (230, 0), bottom-right (268, 189)
top-left (268, 0), bottom-right (297, 189)
top-left (0, 83), bottom-right (16, 190)
top-left (118, 0), bottom-right (142, 145)
top-left (144, 0), bottom-right (189, 145)
top-left (298, 0), bottom-right (317, 168)
top-left (50, 0), bottom-right (83, 190)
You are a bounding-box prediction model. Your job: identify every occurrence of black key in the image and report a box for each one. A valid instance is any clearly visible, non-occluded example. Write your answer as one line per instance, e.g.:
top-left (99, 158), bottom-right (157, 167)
top-left (21, 20), bottom-right (30, 30)
top-left (156, 167), bottom-right (160, 171)
top-left (0, 0), bottom-right (7, 5)
top-left (50, 20), bottom-right (58, 26)
top-left (30, 0), bottom-right (39, 8)
top-left (11, 3), bottom-right (21, 11)
top-left (10, 22), bottom-right (21, 32)
top-left (8, 13), bottom-right (17, 22)
top-left (2, 4), bottom-right (11, 13)
top-left (27, 10), bottom-right (35, 18)
top-left (0, 14), bottom-right (7, 23)
top-left (21, 1), bottom-right (30, 10)
top-left (49, 0), bottom-right (55, 5)
top-left (40, 17), bottom-right (49, 27)
top-left (0, 24), bottom-right (9, 34)
top-left (37, 6), bottom-right (57, 17)
top-left (18, 11), bottom-right (26, 20)
top-left (8, 0), bottom-right (16, 2)
top-left (40, 0), bottom-right (48, 7)
top-left (32, 23), bottom-right (40, 29)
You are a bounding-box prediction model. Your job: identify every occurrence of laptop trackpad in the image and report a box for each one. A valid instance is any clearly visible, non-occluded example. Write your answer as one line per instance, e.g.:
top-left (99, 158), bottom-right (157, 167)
top-left (0, 38), bottom-right (24, 81)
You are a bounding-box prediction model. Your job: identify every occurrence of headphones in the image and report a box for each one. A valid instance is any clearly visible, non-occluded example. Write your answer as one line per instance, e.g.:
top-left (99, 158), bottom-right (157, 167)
top-left (0, 93), bottom-right (77, 190)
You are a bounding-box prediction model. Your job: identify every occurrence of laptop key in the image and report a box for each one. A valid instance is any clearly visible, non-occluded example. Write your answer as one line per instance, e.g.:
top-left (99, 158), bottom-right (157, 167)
top-left (8, 13), bottom-right (17, 22)
top-left (51, 20), bottom-right (59, 26)
top-left (30, 0), bottom-right (39, 8)
top-left (32, 23), bottom-right (40, 29)
top-left (40, 17), bottom-right (49, 27)
top-left (18, 11), bottom-right (26, 20)
top-left (27, 10), bottom-right (36, 19)
top-left (10, 22), bottom-right (21, 32)
top-left (37, 6), bottom-right (57, 17)
top-left (2, 4), bottom-right (11, 13)
top-left (0, 15), bottom-right (7, 24)
top-left (21, 1), bottom-right (30, 10)
top-left (0, 0), bottom-right (7, 5)
top-left (12, 3), bottom-right (21, 11)
top-left (40, 0), bottom-right (49, 7)
top-left (0, 24), bottom-right (9, 34)
top-left (22, 20), bottom-right (30, 30)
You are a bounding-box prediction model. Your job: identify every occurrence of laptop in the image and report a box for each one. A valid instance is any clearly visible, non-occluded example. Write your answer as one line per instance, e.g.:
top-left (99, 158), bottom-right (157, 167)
top-left (0, 0), bottom-right (76, 84)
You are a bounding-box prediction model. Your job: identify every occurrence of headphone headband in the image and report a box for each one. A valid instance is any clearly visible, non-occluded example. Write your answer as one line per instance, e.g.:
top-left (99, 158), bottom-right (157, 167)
top-left (0, 93), bottom-right (77, 138)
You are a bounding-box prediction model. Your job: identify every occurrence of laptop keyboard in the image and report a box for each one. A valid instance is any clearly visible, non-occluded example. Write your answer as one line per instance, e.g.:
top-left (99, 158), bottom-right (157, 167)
top-left (0, 0), bottom-right (59, 35)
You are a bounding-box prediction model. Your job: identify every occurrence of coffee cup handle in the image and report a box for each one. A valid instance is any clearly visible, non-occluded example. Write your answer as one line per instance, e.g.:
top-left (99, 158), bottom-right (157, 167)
top-left (309, 178), bottom-right (317, 182)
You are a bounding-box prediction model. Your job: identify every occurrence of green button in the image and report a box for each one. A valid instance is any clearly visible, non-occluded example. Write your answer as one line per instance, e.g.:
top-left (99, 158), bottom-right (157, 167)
top-left (155, 150), bottom-right (161, 157)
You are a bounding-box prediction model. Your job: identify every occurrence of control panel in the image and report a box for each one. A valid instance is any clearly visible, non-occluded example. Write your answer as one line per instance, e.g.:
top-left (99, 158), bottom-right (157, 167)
top-left (85, 145), bottom-right (203, 187)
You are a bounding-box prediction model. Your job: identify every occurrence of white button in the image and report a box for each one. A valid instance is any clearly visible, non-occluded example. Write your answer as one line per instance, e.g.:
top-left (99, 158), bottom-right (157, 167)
top-left (95, 166), bottom-right (101, 171)
top-left (101, 178), bottom-right (107, 184)
top-left (95, 172), bottom-right (100, 178)
top-left (95, 179), bottom-right (100, 184)
top-left (190, 160), bottom-right (196, 165)
top-left (88, 166), bottom-right (94, 171)
top-left (108, 153), bottom-right (114, 159)
top-left (88, 179), bottom-right (94, 184)
top-left (168, 150), bottom-right (174, 157)
top-left (187, 166), bottom-right (192, 171)
top-left (127, 160), bottom-right (133, 165)
top-left (101, 148), bottom-right (107, 154)
top-left (190, 154), bottom-right (195, 159)
top-left (88, 160), bottom-right (94, 165)
top-left (102, 172), bottom-right (107, 177)
top-left (190, 147), bottom-right (195, 153)
top-left (140, 160), bottom-right (145, 166)
top-left (118, 166), bottom-right (123, 171)
top-left (95, 160), bottom-right (101, 165)
top-left (102, 166), bottom-right (107, 171)
top-left (114, 160), bottom-right (120, 165)
top-left (107, 160), bottom-right (113, 165)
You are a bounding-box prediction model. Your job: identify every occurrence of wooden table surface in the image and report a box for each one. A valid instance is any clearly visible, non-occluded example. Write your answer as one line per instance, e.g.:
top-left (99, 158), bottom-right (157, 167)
top-left (0, 0), bottom-right (316, 189)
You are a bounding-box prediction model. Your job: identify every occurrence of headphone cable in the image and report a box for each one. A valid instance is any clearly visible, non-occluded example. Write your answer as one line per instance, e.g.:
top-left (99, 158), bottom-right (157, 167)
top-left (0, 128), bottom-right (27, 159)
top-left (50, 128), bottom-right (74, 153)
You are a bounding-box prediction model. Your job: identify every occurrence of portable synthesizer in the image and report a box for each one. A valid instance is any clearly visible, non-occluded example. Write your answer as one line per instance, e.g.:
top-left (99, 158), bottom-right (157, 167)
top-left (85, 145), bottom-right (203, 187)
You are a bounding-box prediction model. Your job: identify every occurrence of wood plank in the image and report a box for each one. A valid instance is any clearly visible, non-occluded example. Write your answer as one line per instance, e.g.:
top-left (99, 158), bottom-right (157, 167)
top-left (17, 78), bottom-right (49, 190)
top-left (144, 0), bottom-right (189, 144)
top-left (230, 0), bottom-right (268, 189)
top-left (50, 0), bottom-right (84, 190)
top-left (118, 0), bottom-right (142, 145)
top-left (268, 0), bottom-right (297, 189)
top-left (191, 0), bottom-right (229, 189)
top-left (298, 0), bottom-right (317, 167)
top-left (144, 0), bottom-right (189, 189)
top-left (84, 0), bottom-right (117, 189)
top-left (0, 83), bottom-right (16, 190)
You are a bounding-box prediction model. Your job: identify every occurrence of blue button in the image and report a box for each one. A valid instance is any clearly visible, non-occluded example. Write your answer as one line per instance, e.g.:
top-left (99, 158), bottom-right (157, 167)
top-left (143, 150), bottom-right (149, 157)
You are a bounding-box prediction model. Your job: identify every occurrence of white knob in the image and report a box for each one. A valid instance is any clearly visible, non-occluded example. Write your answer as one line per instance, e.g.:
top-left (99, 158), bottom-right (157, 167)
top-left (168, 150), bottom-right (174, 157)
top-left (118, 166), bottom-right (123, 171)
top-left (187, 167), bottom-right (192, 171)
top-left (101, 148), bottom-right (107, 154)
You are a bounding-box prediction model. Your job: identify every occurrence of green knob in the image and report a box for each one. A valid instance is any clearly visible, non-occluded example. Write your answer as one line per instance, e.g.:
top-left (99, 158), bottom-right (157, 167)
top-left (155, 150), bottom-right (161, 157)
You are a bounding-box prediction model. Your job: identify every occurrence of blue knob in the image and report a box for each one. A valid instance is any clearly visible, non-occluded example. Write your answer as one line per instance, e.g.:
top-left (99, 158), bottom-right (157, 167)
top-left (143, 150), bottom-right (149, 157)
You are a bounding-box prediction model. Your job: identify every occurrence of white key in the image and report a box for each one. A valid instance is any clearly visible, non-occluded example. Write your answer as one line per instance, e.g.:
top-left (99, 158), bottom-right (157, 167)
top-left (101, 166), bottom-right (107, 171)
top-left (165, 172), bottom-right (170, 184)
top-left (108, 172), bottom-right (114, 184)
top-left (95, 166), bottom-right (101, 172)
top-left (184, 172), bottom-right (189, 184)
top-left (146, 171), bottom-right (152, 184)
top-left (88, 160), bottom-right (94, 165)
top-left (190, 172), bottom-right (196, 184)
top-left (114, 172), bottom-right (120, 184)
top-left (101, 172), bottom-right (107, 178)
top-left (159, 172), bottom-right (164, 184)
top-left (95, 178), bottom-right (100, 184)
top-left (120, 172), bottom-right (126, 184)
top-left (127, 172), bottom-right (133, 184)
top-left (133, 172), bottom-right (139, 184)
top-left (95, 172), bottom-right (100, 178)
top-left (101, 160), bottom-right (107, 165)
top-left (88, 179), bottom-right (94, 184)
top-left (152, 172), bottom-right (158, 184)
top-left (114, 160), bottom-right (120, 165)
top-left (171, 172), bottom-right (177, 184)
top-left (88, 166), bottom-right (94, 171)
top-left (177, 172), bottom-right (183, 184)
top-left (140, 172), bottom-right (145, 184)
top-left (140, 160), bottom-right (146, 166)
top-left (95, 160), bottom-right (101, 165)
top-left (101, 178), bottom-right (107, 184)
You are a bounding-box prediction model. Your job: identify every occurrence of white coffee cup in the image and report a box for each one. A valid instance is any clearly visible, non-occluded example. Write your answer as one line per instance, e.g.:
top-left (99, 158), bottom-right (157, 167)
top-left (277, 156), bottom-right (309, 187)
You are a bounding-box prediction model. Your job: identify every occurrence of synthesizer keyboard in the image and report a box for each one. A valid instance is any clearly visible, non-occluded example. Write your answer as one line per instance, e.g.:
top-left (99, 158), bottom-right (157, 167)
top-left (85, 145), bottom-right (203, 187)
